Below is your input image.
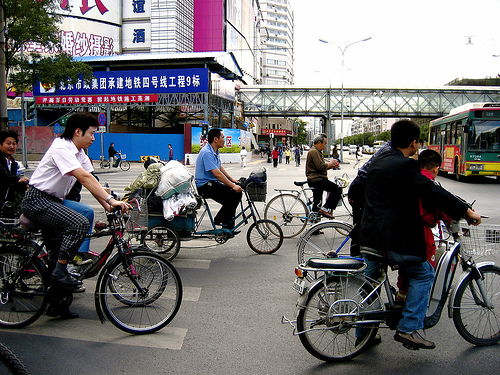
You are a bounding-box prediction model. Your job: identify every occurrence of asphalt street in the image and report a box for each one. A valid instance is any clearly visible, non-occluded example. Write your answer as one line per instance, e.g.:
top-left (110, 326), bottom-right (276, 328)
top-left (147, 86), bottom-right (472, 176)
top-left (1, 151), bottom-right (499, 375)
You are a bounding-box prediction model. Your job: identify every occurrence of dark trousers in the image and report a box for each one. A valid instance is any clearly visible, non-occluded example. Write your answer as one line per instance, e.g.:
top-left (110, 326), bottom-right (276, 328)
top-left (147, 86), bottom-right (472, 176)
top-left (197, 180), bottom-right (242, 228)
top-left (347, 178), bottom-right (365, 256)
top-left (273, 158), bottom-right (278, 167)
top-left (307, 178), bottom-right (342, 211)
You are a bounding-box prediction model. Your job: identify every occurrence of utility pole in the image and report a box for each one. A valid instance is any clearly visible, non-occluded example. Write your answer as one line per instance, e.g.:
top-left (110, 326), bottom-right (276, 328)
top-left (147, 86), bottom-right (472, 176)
top-left (0, 1), bottom-right (8, 131)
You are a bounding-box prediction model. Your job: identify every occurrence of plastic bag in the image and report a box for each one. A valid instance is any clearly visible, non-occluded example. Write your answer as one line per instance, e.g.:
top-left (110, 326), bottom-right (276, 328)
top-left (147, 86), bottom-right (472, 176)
top-left (156, 160), bottom-right (193, 199)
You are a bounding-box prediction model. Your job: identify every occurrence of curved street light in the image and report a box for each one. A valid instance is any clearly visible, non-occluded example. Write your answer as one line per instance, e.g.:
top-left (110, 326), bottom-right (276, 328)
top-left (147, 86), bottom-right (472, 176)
top-left (319, 36), bottom-right (372, 162)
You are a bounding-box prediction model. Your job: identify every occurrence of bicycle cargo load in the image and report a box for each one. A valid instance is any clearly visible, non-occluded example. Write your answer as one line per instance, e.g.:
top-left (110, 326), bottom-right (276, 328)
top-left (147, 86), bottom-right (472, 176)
top-left (244, 168), bottom-right (267, 202)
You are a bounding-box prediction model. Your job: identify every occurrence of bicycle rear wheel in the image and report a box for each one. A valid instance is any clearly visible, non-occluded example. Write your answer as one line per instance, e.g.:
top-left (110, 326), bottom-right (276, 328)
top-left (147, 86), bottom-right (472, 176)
top-left (264, 193), bottom-right (308, 238)
top-left (141, 226), bottom-right (180, 260)
top-left (297, 221), bottom-right (353, 264)
top-left (247, 219), bottom-right (283, 254)
top-left (297, 275), bottom-right (379, 362)
top-left (0, 248), bottom-right (49, 328)
top-left (98, 252), bottom-right (182, 334)
top-left (120, 160), bottom-right (130, 171)
top-left (452, 265), bottom-right (500, 346)
top-left (100, 159), bottom-right (110, 169)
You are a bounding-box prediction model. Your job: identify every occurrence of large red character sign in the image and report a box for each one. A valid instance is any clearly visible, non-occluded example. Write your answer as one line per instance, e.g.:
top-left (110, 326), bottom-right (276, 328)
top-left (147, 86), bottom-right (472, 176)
top-left (60, 0), bottom-right (109, 15)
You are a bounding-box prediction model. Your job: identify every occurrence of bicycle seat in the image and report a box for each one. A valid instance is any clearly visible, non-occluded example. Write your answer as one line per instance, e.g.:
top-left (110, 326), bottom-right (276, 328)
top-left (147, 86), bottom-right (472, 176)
top-left (308, 257), bottom-right (365, 271)
top-left (294, 181), bottom-right (308, 187)
top-left (19, 214), bottom-right (39, 232)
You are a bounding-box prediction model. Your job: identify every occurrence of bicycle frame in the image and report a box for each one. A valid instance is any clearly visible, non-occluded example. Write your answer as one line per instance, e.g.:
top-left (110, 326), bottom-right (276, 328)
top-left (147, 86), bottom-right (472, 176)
top-left (193, 189), bottom-right (260, 237)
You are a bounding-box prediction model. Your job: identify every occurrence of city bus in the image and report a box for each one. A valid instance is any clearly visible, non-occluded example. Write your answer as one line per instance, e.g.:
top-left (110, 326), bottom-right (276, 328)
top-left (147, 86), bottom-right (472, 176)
top-left (428, 103), bottom-right (500, 180)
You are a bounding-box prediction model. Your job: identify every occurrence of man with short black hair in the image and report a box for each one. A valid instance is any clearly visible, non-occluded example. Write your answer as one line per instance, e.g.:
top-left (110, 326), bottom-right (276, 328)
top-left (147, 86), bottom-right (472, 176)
top-left (359, 119), bottom-right (481, 349)
top-left (195, 128), bottom-right (242, 229)
top-left (22, 113), bottom-right (131, 296)
top-left (0, 129), bottom-right (29, 216)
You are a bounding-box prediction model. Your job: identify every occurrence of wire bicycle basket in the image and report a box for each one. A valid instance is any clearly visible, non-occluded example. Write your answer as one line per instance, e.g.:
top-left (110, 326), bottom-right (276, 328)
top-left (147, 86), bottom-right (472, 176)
top-left (459, 221), bottom-right (500, 257)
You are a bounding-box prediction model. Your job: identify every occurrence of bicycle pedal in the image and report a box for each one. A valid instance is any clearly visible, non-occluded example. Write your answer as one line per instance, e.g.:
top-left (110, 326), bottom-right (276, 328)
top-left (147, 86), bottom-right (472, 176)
top-left (402, 343), bottom-right (419, 351)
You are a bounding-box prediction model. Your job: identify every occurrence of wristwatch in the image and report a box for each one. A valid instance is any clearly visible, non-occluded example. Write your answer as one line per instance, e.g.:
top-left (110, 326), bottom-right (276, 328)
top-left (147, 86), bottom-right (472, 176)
top-left (105, 194), bottom-right (113, 204)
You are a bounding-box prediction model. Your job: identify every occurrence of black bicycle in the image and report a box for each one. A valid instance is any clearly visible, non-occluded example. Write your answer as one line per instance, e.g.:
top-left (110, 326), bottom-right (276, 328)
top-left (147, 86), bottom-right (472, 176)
top-left (0, 209), bottom-right (182, 334)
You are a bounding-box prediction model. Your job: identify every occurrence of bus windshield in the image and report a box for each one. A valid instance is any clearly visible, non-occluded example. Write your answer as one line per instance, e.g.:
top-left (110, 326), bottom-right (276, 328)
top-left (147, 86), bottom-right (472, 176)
top-left (469, 120), bottom-right (500, 152)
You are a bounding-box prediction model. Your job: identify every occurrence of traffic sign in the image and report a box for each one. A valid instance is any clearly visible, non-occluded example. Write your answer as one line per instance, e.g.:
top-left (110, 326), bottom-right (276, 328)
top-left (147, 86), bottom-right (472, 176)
top-left (54, 123), bottom-right (61, 134)
top-left (98, 112), bottom-right (106, 126)
top-left (98, 126), bottom-right (106, 133)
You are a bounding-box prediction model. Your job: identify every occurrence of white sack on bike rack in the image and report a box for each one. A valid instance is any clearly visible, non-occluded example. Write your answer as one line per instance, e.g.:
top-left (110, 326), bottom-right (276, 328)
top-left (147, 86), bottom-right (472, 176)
top-left (162, 191), bottom-right (197, 220)
top-left (124, 162), bottom-right (163, 191)
top-left (156, 160), bottom-right (193, 199)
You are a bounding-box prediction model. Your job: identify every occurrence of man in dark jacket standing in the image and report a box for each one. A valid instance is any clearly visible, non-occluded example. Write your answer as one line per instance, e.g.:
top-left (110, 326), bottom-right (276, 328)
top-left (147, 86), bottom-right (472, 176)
top-left (359, 120), bottom-right (481, 350)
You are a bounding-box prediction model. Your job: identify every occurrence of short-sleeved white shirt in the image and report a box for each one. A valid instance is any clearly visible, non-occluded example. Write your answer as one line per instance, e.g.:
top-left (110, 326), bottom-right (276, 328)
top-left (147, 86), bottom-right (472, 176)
top-left (30, 137), bottom-right (94, 200)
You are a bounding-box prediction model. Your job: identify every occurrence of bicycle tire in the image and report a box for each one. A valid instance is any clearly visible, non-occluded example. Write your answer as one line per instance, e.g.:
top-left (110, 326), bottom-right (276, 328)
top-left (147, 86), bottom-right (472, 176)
top-left (0, 342), bottom-right (30, 375)
top-left (297, 275), bottom-right (379, 362)
top-left (452, 265), bottom-right (500, 346)
top-left (141, 226), bottom-right (180, 260)
top-left (98, 251), bottom-right (182, 334)
top-left (333, 197), bottom-right (353, 232)
top-left (246, 219), bottom-right (283, 254)
top-left (0, 248), bottom-right (49, 328)
top-left (297, 221), bottom-right (353, 264)
top-left (119, 160), bottom-right (130, 171)
top-left (264, 193), bottom-right (308, 238)
top-left (100, 159), bottom-right (110, 169)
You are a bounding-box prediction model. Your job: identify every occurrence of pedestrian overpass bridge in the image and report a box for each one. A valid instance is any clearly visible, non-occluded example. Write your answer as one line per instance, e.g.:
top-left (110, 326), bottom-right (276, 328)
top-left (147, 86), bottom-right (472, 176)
top-left (238, 85), bottom-right (500, 118)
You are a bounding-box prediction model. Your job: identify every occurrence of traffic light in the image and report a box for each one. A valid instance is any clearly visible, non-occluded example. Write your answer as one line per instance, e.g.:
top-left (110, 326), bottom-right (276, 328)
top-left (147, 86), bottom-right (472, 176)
top-left (201, 123), bottom-right (209, 137)
top-left (25, 100), bottom-right (36, 120)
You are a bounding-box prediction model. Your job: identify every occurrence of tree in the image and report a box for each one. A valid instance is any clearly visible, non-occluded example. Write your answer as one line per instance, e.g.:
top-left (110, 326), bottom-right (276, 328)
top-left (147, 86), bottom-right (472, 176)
top-left (1, 0), bottom-right (93, 130)
top-left (293, 118), bottom-right (308, 145)
top-left (419, 122), bottom-right (429, 145)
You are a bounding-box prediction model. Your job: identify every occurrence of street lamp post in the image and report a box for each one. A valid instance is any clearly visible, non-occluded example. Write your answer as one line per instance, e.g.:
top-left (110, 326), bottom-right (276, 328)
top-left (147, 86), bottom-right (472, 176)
top-left (319, 37), bottom-right (372, 162)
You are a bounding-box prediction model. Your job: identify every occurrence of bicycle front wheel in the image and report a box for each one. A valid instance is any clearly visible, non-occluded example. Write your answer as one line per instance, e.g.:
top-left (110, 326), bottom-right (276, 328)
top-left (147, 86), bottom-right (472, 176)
top-left (452, 265), bottom-right (500, 346)
top-left (100, 159), bottom-right (110, 169)
top-left (98, 252), bottom-right (182, 334)
top-left (0, 342), bottom-right (30, 375)
top-left (0, 248), bottom-right (49, 328)
top-left (119, 160), bottom-right (130, 171)
top-left (264, 193), bottom-right (308, 238)
top-left (297, 275), bottom-right (379, 362)
top-left (141, 226), bottom-right (180, 260)
top-left (247, 219), bottom-right (283, 254)
top-left (297, 221), bottom-right (353, 264)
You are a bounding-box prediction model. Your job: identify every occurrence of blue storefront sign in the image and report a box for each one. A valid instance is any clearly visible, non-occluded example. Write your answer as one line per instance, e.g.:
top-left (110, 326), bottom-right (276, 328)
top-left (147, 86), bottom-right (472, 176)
top-left (34, 68), bottom-right (210, 96)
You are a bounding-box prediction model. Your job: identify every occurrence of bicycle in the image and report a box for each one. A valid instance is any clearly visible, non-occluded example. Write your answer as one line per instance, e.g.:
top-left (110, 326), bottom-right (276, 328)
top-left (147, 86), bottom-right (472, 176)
top-left (0, 208), bottom-right (182, 334)
top-left (283, 220), bottom-right (500, 362)
top-left (0, 341), bottom-right (30, 375)
top-left (133, 181), bottom-right (284, 258)
top-left (263, 174), bottom-right (351, 238)
top-left (100, 152), bottom-right (130, 171)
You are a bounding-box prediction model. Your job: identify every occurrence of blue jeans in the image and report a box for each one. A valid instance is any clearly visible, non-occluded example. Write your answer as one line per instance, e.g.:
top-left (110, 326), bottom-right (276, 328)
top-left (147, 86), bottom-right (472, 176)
top-left (396, 260), bottom-right (435, 333)
top-left (62, 199), bottom-right (94, 253)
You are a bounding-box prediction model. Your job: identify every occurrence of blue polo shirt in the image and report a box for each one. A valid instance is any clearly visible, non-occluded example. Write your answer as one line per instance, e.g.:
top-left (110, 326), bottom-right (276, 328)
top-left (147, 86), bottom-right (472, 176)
top-left (195, 143), bottom-right (221, 187)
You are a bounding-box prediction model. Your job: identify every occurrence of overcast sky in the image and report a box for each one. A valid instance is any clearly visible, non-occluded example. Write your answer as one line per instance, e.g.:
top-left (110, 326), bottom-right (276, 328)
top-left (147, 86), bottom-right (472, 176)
top-left (290, 0), bottom-right (500, 88)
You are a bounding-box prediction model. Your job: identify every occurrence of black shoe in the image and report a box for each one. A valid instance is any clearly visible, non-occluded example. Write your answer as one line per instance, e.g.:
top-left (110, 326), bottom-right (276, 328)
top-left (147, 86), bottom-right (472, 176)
top-left (394, 331), bottom-right (435, 350)
top-left (46, 307), bottom-right (79, 319)
top-left (52, 273), bottom-right (83, 287)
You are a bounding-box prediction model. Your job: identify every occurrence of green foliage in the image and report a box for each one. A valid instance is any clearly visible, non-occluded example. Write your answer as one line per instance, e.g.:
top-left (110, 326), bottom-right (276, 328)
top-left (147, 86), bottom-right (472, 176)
top-left (419, 122), bottom-right (429, 144)
top-left (293, 118), bottom-right (308, 145)
top-left (342, 130), bottom-right (391, 146)
top-left (2, 0), bottom-right (93, 92)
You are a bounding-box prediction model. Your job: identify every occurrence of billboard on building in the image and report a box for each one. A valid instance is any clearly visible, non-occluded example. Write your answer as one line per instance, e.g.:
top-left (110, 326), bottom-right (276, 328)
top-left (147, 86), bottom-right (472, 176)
top-left (33, 68), bottom-right (210, 98)
top-left (25, 0), bottom-right (121, 56)
top-left (191, 127), bottom-right (251, 153)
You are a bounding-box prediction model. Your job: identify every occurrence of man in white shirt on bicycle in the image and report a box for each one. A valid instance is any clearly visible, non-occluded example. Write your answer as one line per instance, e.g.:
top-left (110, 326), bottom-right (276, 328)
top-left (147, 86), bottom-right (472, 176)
top-left (22, 113), bottom-right (131, 292)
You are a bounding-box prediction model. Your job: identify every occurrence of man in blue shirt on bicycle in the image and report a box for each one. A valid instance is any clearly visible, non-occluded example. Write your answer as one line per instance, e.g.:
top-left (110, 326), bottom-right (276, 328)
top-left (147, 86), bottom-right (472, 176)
top-left (195, 128), bottom-right (242, 229)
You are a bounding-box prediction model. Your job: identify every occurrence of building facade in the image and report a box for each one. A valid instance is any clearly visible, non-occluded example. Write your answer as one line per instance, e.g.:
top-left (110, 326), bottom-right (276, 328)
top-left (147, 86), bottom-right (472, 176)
top-left (259, 0), bottom-right (294, 85)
